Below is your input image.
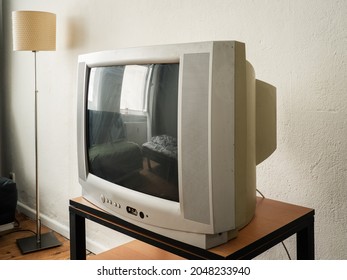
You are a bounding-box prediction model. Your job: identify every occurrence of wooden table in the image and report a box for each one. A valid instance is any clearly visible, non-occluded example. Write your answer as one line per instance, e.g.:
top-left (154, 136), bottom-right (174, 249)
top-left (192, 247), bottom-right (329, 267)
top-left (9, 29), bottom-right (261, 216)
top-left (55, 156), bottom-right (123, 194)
top-left (69, 196), bottom-right (314, 260)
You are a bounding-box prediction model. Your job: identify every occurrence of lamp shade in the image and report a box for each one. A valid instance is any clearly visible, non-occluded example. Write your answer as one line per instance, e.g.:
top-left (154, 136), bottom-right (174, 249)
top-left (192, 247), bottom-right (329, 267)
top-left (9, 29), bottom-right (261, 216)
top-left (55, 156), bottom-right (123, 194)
top-left (12, 11), bottom-right (56, 51)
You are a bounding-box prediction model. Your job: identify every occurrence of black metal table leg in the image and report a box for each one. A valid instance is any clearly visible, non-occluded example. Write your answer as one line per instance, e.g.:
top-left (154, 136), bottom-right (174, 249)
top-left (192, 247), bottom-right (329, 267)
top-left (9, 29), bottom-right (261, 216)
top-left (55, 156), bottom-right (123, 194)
top-left (69, 207), bottom-right (86, 260)
top-left (296, 216), bottom-right (315, 260)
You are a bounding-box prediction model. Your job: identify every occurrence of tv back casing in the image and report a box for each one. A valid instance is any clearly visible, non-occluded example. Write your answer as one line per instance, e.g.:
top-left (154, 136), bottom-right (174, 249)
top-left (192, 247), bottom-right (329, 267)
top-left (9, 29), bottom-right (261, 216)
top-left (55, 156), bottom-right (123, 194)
top-left (77, 41), bottom-right (276, 249)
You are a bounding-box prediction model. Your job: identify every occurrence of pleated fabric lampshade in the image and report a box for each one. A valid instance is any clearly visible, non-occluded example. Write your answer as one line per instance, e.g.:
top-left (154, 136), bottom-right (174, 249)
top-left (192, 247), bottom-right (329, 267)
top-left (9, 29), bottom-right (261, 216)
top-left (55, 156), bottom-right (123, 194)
top-left (12, 11), bottom-right (56, 51)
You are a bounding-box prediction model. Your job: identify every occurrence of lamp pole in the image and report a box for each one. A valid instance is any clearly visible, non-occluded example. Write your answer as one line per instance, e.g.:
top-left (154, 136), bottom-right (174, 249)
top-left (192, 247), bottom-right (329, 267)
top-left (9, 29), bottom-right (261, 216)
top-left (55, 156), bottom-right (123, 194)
top-left (33, 50), bottom-right (41, 244)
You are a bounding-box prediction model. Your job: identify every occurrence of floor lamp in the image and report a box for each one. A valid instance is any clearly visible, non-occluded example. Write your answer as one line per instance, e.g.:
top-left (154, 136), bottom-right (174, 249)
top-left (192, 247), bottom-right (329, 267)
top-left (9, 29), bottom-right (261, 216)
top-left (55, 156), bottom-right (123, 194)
top-left (12, 11), bottom-right (62, 254)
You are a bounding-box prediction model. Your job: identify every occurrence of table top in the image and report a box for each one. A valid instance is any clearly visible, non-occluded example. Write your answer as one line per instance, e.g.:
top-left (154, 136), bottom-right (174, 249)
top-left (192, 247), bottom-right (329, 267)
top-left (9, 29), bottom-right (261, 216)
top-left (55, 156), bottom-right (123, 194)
top-left (70, 196), bottom-right (314, 259)
top-left (209, 197), bottom-right (314, 258)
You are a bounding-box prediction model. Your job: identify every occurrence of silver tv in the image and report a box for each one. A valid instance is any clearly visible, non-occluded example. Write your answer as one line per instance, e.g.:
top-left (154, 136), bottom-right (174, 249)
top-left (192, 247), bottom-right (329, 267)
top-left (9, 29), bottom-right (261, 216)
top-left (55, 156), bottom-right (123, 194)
top-left (77, 41), bottom-right (276, 249)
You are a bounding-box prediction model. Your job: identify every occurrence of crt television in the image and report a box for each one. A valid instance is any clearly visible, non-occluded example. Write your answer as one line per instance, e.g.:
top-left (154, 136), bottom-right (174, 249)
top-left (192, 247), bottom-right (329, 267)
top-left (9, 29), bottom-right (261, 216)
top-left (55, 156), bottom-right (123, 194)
top-left (77, 41), bottom-right (276, 249)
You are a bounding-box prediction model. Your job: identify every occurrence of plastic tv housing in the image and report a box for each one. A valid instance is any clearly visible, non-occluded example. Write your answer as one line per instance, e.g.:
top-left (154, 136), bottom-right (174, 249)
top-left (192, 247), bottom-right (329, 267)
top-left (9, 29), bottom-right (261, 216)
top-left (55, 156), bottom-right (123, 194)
top-left (77, 41), bottom-right (276, 249)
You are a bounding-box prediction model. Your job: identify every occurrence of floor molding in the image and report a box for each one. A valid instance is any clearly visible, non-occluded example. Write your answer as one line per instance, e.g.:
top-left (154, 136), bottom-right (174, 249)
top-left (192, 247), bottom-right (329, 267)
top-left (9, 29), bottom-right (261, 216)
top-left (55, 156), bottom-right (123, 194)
top-left (0, 222), bottom-right (15, 232)
top-left (16, 202), bottom-right (105, 254)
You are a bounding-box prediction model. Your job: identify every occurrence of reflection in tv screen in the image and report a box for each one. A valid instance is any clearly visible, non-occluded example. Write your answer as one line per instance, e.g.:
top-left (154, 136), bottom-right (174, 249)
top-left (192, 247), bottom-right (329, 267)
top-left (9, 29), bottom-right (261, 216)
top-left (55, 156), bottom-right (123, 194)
top-left (87, 64), bottom-right (179, 202)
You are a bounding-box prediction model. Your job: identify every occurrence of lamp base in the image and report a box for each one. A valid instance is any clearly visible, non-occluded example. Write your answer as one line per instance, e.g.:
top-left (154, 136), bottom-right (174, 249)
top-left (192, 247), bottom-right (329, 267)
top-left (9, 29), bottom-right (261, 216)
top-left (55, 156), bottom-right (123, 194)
top-left (17, 231), bottom-right (62, 254)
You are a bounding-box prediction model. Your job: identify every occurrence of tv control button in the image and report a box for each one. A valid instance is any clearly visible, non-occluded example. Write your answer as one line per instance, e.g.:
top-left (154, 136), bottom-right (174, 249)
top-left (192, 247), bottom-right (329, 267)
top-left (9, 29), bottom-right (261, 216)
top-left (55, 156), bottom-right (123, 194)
top-left (100, 194), bottom-right (105, 203)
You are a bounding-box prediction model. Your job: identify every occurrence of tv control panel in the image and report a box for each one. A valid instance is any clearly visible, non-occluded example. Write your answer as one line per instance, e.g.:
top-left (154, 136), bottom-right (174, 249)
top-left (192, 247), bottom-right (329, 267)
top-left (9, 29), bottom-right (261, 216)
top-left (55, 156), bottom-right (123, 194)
top-left (100, 194), bottom-right (147, 220)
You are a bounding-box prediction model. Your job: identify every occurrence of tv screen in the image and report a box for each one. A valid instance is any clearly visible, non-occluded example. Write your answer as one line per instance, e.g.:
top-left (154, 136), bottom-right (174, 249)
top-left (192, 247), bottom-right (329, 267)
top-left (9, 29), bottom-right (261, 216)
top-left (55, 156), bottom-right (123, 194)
top-left (87, 63), bottom-right (180, 202)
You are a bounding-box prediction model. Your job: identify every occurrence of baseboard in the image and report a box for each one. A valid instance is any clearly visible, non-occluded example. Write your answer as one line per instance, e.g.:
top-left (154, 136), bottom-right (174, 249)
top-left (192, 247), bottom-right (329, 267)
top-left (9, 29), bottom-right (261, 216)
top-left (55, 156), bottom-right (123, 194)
top-left (16, 202), bottom-right (107, 254)
top-left (0, 222), bottom-right (15, 232)
top-left (84, 238), bottom-right (110, 255)
top-left (16, 202), bottom-right (70, 237)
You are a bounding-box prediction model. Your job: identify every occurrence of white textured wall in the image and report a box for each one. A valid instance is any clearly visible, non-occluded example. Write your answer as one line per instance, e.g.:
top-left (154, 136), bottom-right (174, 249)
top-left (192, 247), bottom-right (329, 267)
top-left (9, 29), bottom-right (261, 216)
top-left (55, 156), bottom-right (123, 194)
top-left (2, 0), bottom-right (347, 259)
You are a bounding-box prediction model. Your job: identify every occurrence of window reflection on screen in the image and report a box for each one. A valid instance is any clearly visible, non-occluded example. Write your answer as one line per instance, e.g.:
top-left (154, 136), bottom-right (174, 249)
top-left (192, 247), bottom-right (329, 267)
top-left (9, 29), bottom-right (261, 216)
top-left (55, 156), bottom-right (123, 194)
top-left (87, 64), bottom-right (180, 202)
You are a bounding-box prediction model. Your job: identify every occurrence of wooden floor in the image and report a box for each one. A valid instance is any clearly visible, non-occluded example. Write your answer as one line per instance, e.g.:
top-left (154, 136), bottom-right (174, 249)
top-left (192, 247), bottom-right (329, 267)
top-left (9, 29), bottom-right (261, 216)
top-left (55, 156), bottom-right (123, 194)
top-left (1, 210), bottom-right (185, 260)
top-left (0, 213), bottom-right (71, 260)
